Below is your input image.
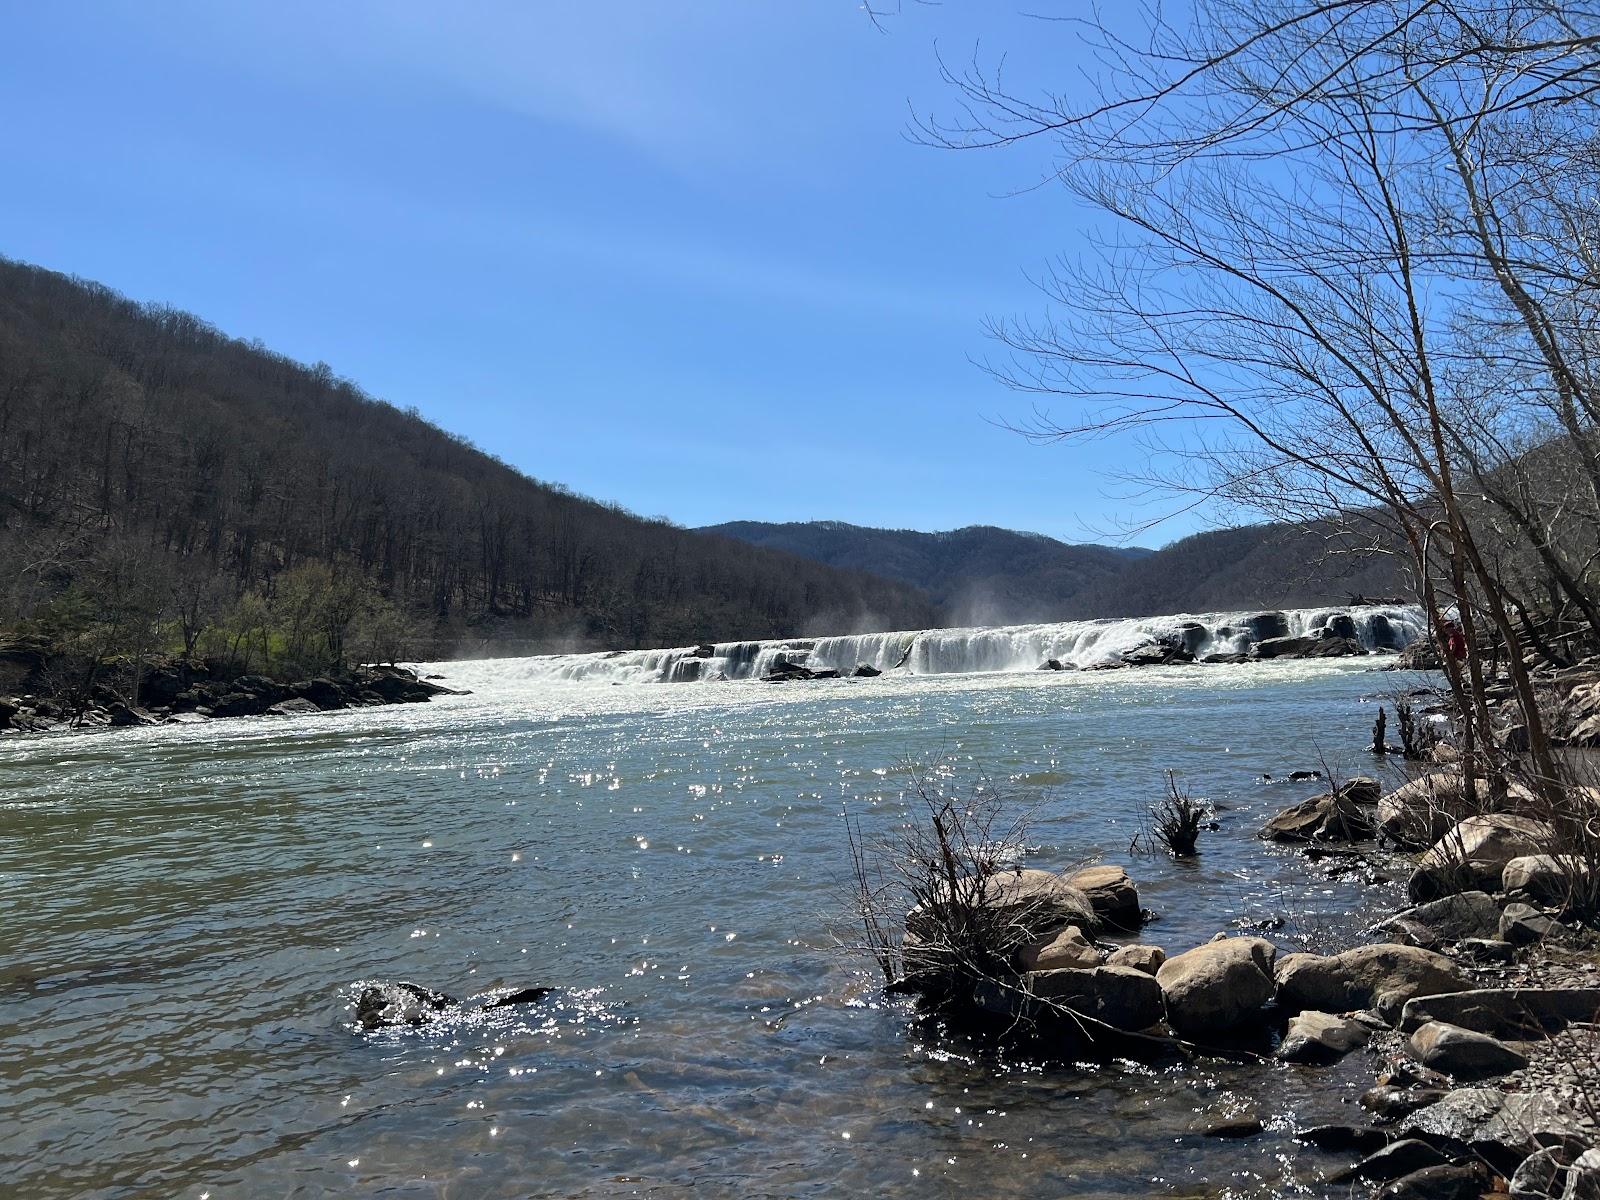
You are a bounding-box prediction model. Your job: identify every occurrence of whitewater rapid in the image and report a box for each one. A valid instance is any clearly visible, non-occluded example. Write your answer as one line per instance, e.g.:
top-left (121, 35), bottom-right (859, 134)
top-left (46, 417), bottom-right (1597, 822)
top-left (449, 604), bottom-right (1426, 685)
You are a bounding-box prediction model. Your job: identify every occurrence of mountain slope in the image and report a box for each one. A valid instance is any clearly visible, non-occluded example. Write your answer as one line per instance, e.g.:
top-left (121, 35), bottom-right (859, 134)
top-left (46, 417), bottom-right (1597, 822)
top-left (704, 519), bottom-right (1407, 624)
top-left (702, 521), bottom-right (1155, 625)
top-left (0, 258), bottom-right (935, 658)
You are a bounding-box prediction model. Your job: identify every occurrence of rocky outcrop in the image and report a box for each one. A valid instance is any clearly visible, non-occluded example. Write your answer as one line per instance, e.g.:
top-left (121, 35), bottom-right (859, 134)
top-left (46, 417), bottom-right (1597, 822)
top-left (1156, 936), bottom-right (1276, 1036)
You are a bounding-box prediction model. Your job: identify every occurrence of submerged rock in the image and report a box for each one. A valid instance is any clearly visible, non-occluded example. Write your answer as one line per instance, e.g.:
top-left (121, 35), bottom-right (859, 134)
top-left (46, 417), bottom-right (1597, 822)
top-left (354, 981), bottom-right (454, 1030)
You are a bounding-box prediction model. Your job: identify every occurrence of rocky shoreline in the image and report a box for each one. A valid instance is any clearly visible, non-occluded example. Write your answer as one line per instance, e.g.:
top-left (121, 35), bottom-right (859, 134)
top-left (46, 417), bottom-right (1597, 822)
top-left (0, 660), bottom-right (466, 737)
top-left (889, 694), bottom-right (1600, 1196)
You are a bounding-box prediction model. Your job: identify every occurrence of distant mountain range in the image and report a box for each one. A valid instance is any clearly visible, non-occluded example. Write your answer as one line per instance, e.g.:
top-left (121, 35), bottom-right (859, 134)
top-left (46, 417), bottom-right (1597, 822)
top-left (700, 519), bottom-right (1408, 625)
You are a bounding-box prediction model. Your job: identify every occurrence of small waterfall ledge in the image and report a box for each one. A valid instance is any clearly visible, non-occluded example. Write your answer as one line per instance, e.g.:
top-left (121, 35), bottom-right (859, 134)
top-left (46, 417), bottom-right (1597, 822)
top-left (479, 605), bottom-right (1428, 685)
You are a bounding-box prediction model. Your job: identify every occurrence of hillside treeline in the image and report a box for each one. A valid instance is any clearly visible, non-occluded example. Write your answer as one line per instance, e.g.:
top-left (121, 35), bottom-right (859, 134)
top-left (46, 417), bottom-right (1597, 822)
top-left (0, 258), bottom-right (934, 689)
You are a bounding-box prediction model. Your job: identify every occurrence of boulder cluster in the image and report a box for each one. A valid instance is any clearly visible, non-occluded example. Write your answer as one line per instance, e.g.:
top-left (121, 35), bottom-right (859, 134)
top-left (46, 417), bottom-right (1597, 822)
top-left (0, 659), bottom-right (465, 734)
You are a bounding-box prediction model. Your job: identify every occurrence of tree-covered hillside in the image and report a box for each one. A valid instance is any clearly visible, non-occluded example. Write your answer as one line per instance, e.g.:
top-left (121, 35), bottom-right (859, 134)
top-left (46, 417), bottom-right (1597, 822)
top-left (0, 258), bottom-right (935, 675)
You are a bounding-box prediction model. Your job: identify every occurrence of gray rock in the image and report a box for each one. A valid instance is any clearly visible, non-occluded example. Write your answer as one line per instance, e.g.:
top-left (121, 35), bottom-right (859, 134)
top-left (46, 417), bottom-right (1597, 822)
top-left (1362, 1085), bottom-right (1450, 1122)
top-left (106, 703), bottom-right (157, 727)
top-left (1277, 1010), bottom-right (1371, 1064)
top-left (1408, 1020), bottom-right (1529, 1079)
top-left (1504, 854), bottom-right (1590, 907)
top-left (1377, 773), bottom-right (1500, 850)
top-left (1260, 788), bottom-right (1375, 843)
top-left (1399, 987), bottom-right (1600, 1037)
top-left (1156, 936), bottom-right (1276, 1036)
top-left (1379, 1163), bottom-right (1488, 1200)
top-left (1377, 891), bottom-right (1503, 949)
top-left (1348, 1138), bottom-right (1450, 1182)
top-left (267, 697), bottom-right (322, 715)
top-left (1501, 901), bottom-right (1567, 946)
top-left (1512, 1148), bottom-right (1571, 1199)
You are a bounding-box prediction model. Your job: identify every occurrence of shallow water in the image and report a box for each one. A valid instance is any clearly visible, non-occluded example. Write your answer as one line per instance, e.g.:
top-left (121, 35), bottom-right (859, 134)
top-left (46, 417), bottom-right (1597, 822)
top-left (3, 660), bottom-right (1424, 1198)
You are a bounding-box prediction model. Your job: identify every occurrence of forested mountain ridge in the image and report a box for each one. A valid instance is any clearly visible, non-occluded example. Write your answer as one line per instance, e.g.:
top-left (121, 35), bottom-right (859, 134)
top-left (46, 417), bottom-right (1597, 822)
top-left (705, 519), bottom-right (1408, 623)
top-left (0, 258), bottom-right (935, 674)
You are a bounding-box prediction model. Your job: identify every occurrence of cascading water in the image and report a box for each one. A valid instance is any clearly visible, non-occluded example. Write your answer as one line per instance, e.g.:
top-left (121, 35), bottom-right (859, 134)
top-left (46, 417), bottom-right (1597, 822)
top-left (455, 604), bottom-right (1427, 685)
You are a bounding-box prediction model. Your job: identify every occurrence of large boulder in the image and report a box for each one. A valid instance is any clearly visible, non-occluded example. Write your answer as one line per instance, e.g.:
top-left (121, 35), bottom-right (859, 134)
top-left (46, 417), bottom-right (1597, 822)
top-left (1504, 855), bottom-right (1590, 908)
top-left (1066, 864), bottom-right (1141, 930)
top-left (1277, 1010), bottom-right (1371, 1064)
top-left (1378, 773), bottom-right (1500, 849)
top-left (1401, 1088), bottom-right (1589, 1172)
top-left (1255, 635), bottom-right (1322, 659)
top-left (1408, 1020), bottom-right (1529, 1079)
top-left (1156, 936), bottom-right (1276, 1036)
top-left (1024, 964), bottom-right (1166, 1032)
top-left (1261, 785), bottom-right (1376, 843)
top-left (908, 868), bottom-right (1097, 958)
top-left (1242, 611), bottom-right (1291, 641)
top-left (1410, 814), bottom-right (1555, 901)
top-left (1274, 943), bottom-right (1464, 1014)
top-left (1376, 891), bottom-right (1503, 949)
top-left (1399, 988), bottom-right (1600, 1037)
top-left (1378, 1164), bottom-right (1488, 1200)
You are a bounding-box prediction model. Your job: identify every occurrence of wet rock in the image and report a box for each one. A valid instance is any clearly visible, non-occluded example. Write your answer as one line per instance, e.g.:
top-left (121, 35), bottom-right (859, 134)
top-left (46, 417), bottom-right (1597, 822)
top-left (1289, 769), bottom-right (1322, 781)
top-left (1260, 784), bottom-right (1376, 843)
top-left (1503, 855), bottom-right (1589, 907)
top-left (1242, 611), bottom-right (1291, 641)
top-left (1296, 1124), bottom-right (1391, 1153)
top-left (1361, 1085), bottom-right (1449, 1122)
top-left (1204, 1113), bottom-right (1264, 1139)
top-left (1511, 1147), bottom-right (1570, 1199)
top-left (1105, 944), bottom-right (1165, 975)
top-left (1023, 963), bottom-right (1165, 1032)
top-left (1201, 652), bottom-right (1250, 664)
top-left (1400, 1089), bottom-right (1588, 1168)
top-left (1255, 635), bottom-right (1322, 658)
top-left (106, 703), bottom-right (157, 727)
top-left (1378, 1163), bottom-right (1488, 1200)
top-left (1066, 864), bottom-right (1141, 930)
top-left (1408, 1020), bottom-right (1529, 1079)
top-left (209, 691), bottom-right (275, 718)
top-left (1563, 1148), bottom-right (1600, 1200)
top-left (1156, 936), bottom-right (1276, 1036)
top-left (1274, 944), bottom-right (1464, 1014)
top-left (1277, 1009), bottom-right (1371, 1064)
top-left (292, 677), bottom-right (348, 710)
top-left (1409, 814), bottom-right (1556, 902)
top-left (1306, 635), bottom-right (1365, 657)
top-left (1399, 987), bottom-right (1600, 1038)
top-left (478, 986), bottom-right (554, 1010)
top-left (1501, 901), bottom-right (1566, 946)
top-left (267, 697), bottom-right (322, 715)
top-left (852, 663), bottom-right (881, 678)
top-left (1038, 658), bottom-right (1065, 671)
top-left (1346, 1138), bottom-right (1451, 1182)
top-left (1018, 925), bottom-right (1100, 971)
top-left (1376, 891), bottom-right (1503, 949)
top-left (354, 981), bottom-right (454, 1030)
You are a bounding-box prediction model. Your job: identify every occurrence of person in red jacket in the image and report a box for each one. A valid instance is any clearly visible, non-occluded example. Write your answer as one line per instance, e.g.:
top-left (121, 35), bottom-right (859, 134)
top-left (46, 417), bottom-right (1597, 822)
top-left (1440, 618), bottom-right (1467, 659)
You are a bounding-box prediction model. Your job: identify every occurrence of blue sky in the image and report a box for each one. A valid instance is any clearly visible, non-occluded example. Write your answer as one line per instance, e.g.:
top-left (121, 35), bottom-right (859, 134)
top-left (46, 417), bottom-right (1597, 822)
top-left (0, 2), bottom-right (1191, 545)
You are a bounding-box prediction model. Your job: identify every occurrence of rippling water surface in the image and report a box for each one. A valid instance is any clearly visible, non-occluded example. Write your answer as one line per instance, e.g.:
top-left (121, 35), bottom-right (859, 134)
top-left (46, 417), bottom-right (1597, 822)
top-left (3, 660), bottom-right (1421, 1198)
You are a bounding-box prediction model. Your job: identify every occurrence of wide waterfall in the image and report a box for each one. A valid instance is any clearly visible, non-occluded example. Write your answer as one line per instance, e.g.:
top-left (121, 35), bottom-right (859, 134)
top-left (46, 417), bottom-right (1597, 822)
top-left (468, 604), bottom-right (1427, 685)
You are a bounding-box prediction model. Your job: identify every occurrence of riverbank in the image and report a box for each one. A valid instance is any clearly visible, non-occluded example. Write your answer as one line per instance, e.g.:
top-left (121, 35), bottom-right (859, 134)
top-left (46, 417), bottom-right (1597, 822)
top-left (0, 660), bottom-right (466, 736)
